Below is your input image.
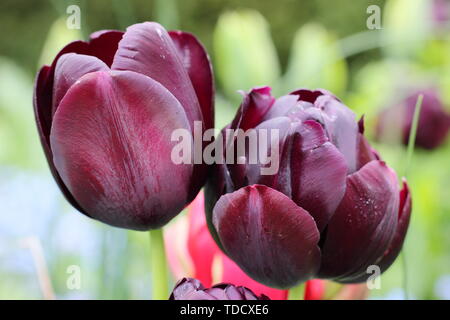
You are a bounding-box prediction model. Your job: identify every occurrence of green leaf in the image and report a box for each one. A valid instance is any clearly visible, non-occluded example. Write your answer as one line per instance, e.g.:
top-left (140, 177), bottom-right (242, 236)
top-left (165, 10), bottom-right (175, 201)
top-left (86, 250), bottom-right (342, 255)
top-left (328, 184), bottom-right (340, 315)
top-left (0, 57), bottom-right (45, 169)
top-left (282, 23), bottom-right (347, 97)
top-left (213, 10), bottom-right (280, 101)
top-left (383, 0), bottom-right (432, 58)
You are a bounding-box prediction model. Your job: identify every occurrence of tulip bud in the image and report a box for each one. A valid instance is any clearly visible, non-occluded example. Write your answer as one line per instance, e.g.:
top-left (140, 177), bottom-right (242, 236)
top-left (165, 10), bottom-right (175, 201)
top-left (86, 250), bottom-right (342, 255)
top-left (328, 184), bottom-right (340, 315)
top-left (376, 89), bottom-right (450, 149)
top-left (170, 278), bottom-right (269, 300)
top-left (205, 87), bottom-right (411, 288)
top-left (33, 22), bottom-right (214, 230)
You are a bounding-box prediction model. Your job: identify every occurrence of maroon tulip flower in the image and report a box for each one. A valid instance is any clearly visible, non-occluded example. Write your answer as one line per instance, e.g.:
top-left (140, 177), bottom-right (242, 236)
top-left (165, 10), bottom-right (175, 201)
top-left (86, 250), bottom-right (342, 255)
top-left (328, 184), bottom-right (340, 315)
top-left (205, 87), bottom-right (411, 288)
top-left (376, 89), bottom-right (450, 150)
top-left (170, 278), bottom-right (269, 300)
top-left (33, 22), bottom-right (214, 230)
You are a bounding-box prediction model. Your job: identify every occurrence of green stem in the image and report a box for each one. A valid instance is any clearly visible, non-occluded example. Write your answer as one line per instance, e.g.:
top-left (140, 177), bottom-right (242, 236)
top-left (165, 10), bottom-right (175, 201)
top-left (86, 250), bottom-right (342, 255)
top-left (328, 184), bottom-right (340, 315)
top-left (401, 94), bottom-right (423, 300)
top-left (288, 282), bottom-right (306, 300)
top-left (404, 94), bottom-right (423, 177)
top-left (149, 229), bottom-right (169, 300)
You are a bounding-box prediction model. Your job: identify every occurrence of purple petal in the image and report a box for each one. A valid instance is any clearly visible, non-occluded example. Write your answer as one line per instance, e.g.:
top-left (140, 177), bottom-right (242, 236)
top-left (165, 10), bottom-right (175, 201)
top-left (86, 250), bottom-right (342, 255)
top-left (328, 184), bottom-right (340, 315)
top-left (52, 53), bottom-right (109, 116)
top-left (87, 30), bottom-right (124, 66)
top-left (244, 119), bottom-right (348, 232)
top-left (262, 94), bottom-right (299, 121)
top-left (290, 89), bottom-right (359, 173)
top-left (35, 30), bottom-right (124, 142)
top-left (357, 133), bottom-right (379, 170)
top-left (318, 160), bottom-right (400, 282)
top-left (112, 22), bottom-right (202, 128)
top-left (50, 70), bottom-right (193, 230)
top-left (230, 87), bottom-right (275, 131)
top-left (170, 278), bottom-right (268, 300)
top-left (169, 30), bottom-right (215, 130)
top-left (33, 66), bottom-right (86, 213)
top-left (290, 120), bottom-right (348, 232)
top-left (377, 180), bottom-right (412, 272)
top-left (212, 185), bottom-right (321, 288)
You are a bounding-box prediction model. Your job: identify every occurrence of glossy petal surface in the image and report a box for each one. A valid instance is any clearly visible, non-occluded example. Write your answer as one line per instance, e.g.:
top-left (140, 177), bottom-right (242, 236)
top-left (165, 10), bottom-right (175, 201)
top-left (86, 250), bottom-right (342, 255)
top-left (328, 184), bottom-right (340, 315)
top-left (50, 70), bottom-right (192, 230)
top-left (377, 180), bottom-right (412, 272)
top-left (52, 53), bottom-right (108, 115)
top-left (318, 160), bottom-right (399, 282)
top-left (230, 87), bottom-right (275, 131)
top-left (33, 66), bottom-right (85, 212)
top-left (112, 22), bottom-right (202, 128)
top-left (290, 120), bottom-right (348, 231)
top-left (213, 185), bottom-right (321, 288)
top-left (169, 30), bottom-right (214, 130)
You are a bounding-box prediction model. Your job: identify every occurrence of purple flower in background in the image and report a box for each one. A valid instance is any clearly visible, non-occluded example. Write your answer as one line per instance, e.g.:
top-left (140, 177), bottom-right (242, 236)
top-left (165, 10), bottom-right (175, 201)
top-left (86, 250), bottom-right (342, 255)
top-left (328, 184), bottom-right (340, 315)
top-left (376, 89), bottom-right (450, 150)
top-left (33, 22), bottom-right (214, 230)
top-left (205, 87), bottom-right (411, 288)
top-left (433, 0), bottom-right (450, 27)
top-left (170, 278), bottom-right (269, 300)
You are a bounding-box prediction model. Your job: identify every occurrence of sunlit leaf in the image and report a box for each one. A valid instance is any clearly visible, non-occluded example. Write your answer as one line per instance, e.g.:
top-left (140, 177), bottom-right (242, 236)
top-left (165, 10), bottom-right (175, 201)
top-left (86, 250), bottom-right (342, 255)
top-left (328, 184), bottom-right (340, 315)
top-left (213, 10), bottom-right (280, 101)
top-left (38, 17), bottom-right (83, 67)
top-left (383, 0), bottom-right (432, 58)
top-left (0, 57), bottom-right (45, 169)
top-left (282, 23), bottom-right (347, 97)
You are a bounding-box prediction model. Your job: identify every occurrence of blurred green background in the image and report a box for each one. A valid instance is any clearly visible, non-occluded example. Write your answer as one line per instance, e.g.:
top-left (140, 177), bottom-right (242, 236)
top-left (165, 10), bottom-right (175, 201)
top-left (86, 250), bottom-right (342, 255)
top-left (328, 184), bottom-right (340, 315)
top-left (0, 0), bottom-right (449, 299)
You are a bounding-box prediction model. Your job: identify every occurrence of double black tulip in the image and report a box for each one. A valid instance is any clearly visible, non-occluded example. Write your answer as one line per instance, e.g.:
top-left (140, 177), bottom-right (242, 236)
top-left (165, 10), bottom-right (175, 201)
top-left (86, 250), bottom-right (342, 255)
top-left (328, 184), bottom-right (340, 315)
top-left (205, 87), bottom-right (412, 288)
top-left (34, 22), bottom-right (213, 230)
top-left (170, 278), bottom-right (269, 300)
top-left (376, 89), bottom-right (450, 150)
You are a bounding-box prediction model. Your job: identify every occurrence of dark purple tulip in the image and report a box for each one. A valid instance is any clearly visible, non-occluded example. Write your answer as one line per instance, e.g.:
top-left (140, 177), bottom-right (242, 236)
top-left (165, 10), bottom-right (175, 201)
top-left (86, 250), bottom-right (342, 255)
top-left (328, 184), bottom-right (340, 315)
top-left (169, 278), bottom-right (269, 300)
top-left (205, 87), bottom-right (411, 288)
top-left (33, 22), bottom-right (214, 230)
top-left (376, 89), bottom-right (450, 150)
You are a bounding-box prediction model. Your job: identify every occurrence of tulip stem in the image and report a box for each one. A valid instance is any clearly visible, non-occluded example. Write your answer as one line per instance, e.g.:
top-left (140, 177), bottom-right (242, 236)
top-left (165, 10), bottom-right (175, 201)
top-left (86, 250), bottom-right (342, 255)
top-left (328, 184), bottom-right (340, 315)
top-left (401, 94), bottom-right (423, 300)
top-left (149, 229), bottom-right (170, 300)
top-left (404, 94), bottom-right (423, 177)
top-left (288, 282), bottom-right (306, 300)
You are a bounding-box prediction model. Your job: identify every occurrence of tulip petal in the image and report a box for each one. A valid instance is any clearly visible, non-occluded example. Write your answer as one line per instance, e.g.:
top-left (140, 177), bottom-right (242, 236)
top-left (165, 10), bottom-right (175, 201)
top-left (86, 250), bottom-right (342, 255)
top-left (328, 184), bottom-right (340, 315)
top-left (290, 89), bottom-right (358, 173)
top-left (50, 70), bottom-right (193, 230)
top-left (357, 133), bottom-right (379, 170)
top-left (262, 94), bottom-right (299, 120)
top-left (318, 160), bottom-right (399, 282)
top-left (245, 119), bottom-right (348, 232)
top-left (212, 185), bottom-right (321, 288)
top-left (377, 179), bottom-right (412, 272)
top-left (87, 30), bottom-right (124, 66)
top-left (112, 22), bottom-right (202, 128)
top-left (169, 30), bottom-right (214, 130)
top-left (230, 87), bottom-right (275, 131)
top-left (290, 120), bottom-right (348, 232)
top-left (33, 66), bottom-right (86, 213)
top-left (34, 30), bottom-right (124, 141)
top-left (52, 53), bottom-right (109, 116)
